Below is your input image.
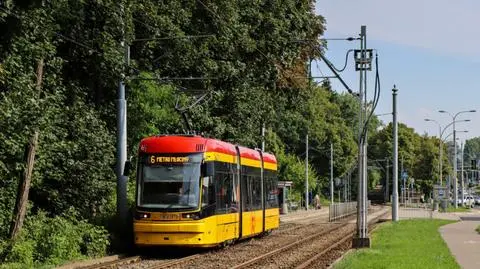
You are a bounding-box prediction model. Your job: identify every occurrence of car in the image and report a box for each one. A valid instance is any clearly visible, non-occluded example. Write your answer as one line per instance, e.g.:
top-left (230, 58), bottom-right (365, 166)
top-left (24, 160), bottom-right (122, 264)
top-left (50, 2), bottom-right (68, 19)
top-left (475, 195), bottom-right (480, 205)
top-left (464, 196), bottom-right (475, 208)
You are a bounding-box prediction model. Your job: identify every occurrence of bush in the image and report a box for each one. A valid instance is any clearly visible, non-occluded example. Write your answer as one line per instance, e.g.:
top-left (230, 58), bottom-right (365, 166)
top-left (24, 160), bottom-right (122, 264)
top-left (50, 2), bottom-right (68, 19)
top-left (3, 210), bottom-right (109, 268)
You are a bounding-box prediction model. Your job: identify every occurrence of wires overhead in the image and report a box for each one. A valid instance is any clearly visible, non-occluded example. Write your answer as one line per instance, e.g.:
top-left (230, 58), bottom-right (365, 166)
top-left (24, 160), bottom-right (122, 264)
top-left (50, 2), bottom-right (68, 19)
top-left (331, 49), bottom-right (354, 73)
top-left (316, 47), bottom-right (354, 94)
top-left (360, 52), bottom-right (381, 143)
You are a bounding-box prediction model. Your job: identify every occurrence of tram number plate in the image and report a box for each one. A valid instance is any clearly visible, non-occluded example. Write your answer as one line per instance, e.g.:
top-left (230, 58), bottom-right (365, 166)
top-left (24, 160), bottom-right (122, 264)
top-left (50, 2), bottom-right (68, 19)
top-left (153, 213), bottom-right (180, 221)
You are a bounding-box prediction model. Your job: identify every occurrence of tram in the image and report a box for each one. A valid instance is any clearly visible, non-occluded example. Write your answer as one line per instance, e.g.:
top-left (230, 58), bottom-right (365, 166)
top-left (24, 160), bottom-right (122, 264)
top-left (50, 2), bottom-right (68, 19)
top-left (132, 135), bottom-right (279, 247)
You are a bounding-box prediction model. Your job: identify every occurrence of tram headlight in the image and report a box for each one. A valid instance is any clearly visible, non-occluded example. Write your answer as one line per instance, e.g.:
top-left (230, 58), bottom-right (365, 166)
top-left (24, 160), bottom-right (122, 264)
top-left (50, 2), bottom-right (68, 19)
top-left (135, 211), bottom-right (151, 220)
top-left (182, 213), bottom-right (200, 220)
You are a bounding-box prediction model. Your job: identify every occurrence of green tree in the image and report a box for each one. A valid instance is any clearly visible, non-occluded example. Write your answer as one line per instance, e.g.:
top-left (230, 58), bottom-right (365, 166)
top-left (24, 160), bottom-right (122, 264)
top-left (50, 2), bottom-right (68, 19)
top-left (464, 137), bottom-right (480, 168)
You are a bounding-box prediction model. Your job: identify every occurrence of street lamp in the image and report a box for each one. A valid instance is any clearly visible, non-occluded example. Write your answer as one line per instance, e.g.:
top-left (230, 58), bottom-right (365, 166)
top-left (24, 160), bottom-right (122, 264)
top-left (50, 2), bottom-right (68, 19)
top-left (438, 110), bottom-right (476, 208)
top-left (455, 132), bottom-right (469, 207)
top-left (424, 118), bottom-right (442, 185)
top-left (424, 119), bottom-right (470, 186)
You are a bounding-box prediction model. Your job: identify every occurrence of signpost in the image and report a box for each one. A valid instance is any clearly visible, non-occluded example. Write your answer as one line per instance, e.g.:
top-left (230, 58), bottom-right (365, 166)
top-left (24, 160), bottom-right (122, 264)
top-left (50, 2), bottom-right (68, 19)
top-left (433, 184), bottom-right (448, 211)
top-left (401, 171), bottom-right (408, 204)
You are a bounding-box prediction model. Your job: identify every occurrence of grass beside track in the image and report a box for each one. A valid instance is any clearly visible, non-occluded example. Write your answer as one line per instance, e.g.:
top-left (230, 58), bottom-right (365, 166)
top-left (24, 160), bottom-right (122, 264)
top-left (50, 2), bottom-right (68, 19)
top-left (445, 206), bottom-right (471, 213)
top-left (334, 219), bottom-right (459, 269)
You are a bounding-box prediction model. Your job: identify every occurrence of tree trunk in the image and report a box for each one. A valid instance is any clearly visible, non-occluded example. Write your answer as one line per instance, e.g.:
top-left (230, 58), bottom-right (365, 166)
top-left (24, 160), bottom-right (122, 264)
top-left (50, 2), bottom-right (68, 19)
top-left (9, 59), bottom-right (44, 241)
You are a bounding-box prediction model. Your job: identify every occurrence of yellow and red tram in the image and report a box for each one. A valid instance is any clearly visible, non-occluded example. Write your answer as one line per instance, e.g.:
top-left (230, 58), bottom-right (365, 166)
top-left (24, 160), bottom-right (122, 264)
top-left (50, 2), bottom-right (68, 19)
top-left (133, 135), bottom-right (279, 247)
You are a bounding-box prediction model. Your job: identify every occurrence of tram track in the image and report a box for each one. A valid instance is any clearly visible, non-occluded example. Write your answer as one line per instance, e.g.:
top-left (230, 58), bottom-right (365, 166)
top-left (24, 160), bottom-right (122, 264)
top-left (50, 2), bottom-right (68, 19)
top-left (230, 222), bottom-right (353, 269)
top-left (79, 256), bottom-right (142, 269)
top-left (231, 210), bottom-right (389, 269)
top-left (295, 211), bottom-right (390, 269)
top-left (78, 253), bottom-right (201, 269)
top-left (142, 254), bottom-right (201, 269)
top-left (78, 208), bottom-right (389, 269)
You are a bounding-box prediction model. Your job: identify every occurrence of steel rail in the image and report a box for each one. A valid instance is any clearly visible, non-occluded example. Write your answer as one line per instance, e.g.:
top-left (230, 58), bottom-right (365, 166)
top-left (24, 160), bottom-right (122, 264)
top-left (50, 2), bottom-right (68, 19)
top-left (230, 222), bottom-right (353, 269)
top-left (80, 255), bottom-right (142, 269)
top-left (144, 254), bottom-right (201, 269)
top-left (295, 211), bottom-right (390, 269)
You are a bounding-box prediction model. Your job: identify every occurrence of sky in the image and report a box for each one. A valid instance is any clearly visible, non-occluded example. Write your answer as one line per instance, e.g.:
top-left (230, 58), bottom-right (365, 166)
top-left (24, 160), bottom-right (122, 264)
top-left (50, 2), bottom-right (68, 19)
top-left (314, 0), bottom-right (480, 144)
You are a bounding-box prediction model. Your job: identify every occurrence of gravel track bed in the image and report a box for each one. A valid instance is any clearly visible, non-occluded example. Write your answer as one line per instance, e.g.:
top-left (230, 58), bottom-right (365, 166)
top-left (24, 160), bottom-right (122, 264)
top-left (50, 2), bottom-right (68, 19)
top-left (115, 220), bottom-right (327, 269)
top-left (116, 209), bottom-right (386, 269)
top-left (306, 214), bottom-right (388, 268)
top-left (249, 223), bottom-right (355, 269)
top-left (305, 237), bottom-right (352, 269)
top-left (119, 257), bottom-right (180, 269)
top-left (165, 221), bottom-right (336, 268)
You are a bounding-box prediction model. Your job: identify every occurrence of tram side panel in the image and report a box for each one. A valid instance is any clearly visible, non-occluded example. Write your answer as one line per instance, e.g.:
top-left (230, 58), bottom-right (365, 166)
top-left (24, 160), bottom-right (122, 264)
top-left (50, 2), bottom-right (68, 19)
top-left (211, 161), bottom-right (240, 244)
top-left (240, 165), bottom-right (265, 238)
top-left (264, 169), bottom-right (280, 231)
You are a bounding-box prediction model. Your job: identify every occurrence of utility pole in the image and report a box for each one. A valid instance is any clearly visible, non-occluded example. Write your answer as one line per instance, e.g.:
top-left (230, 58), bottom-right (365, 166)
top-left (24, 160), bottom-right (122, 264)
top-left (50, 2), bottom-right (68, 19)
top-left (461, 141), bottom-right (464, 206)
top-left (453, 129), bottom-right (457, 208)
top-left (386, 158), bottom-right (390, 202)
top-left (401, 155), bottom-right (405, 205)
top-left (392, 86), bottom-right (399, 221)
top-left (440, 137), bottom-right (443, 186)
top-left (330, 143), bottom-right (334, 204)
top-left (305, 134), bottom-right (309, 211)
top-left (354, 25), bottom-right (370, 248)
top-left (261, 123), bottom-right (265, 152)
top-left (116, 1), bottom-right (129, 227)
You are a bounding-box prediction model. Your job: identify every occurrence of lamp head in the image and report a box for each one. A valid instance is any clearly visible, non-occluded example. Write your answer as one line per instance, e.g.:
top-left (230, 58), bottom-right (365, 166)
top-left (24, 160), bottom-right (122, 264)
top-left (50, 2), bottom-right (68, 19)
top-left (439, 110), bottom-right (446, 113)
top-left (470, 110), bottom-right (476, 113)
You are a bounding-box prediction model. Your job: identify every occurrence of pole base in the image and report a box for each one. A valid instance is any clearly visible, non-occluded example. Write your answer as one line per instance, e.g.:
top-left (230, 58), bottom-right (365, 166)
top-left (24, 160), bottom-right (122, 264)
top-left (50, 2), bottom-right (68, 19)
top-left (352, 237), bottom-right (371, 248)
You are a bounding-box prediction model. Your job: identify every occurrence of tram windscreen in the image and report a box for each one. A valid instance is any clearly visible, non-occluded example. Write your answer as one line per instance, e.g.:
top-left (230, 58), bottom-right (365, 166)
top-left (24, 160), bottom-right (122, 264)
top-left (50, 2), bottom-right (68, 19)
top-left (137, 153), bottom-right (202, 210)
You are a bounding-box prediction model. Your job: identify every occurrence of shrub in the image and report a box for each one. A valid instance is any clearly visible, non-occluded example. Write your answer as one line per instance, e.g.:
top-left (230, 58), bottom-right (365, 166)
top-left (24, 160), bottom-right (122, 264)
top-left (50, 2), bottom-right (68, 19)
top-left (3, 210), bottom-right (109, 268)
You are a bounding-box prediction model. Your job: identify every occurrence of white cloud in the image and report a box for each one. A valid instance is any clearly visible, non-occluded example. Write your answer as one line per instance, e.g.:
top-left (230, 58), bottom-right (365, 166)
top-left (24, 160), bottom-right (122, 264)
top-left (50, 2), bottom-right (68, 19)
top-left (316, 0), bottom-right (480, 59)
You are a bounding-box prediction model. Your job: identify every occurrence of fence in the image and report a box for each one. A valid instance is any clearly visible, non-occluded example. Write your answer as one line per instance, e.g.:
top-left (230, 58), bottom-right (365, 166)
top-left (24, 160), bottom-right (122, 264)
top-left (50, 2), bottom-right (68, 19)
top-left (329, 201), bottom-right (371, 222)
top-left (398, 202), bottom-right (434, 219)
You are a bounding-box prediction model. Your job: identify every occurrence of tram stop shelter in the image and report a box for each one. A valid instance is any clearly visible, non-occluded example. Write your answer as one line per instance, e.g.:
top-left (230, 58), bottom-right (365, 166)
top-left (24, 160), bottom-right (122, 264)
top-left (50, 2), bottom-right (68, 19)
top-left (277, 181), bottom-right (293, 214)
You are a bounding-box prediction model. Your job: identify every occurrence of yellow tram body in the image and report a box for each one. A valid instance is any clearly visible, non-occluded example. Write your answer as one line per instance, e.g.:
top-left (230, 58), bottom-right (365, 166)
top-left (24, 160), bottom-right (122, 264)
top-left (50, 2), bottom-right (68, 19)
top-left (134, 208), bottom-right (279, 247)
top-left (133, 135), bottom-right (279, 247)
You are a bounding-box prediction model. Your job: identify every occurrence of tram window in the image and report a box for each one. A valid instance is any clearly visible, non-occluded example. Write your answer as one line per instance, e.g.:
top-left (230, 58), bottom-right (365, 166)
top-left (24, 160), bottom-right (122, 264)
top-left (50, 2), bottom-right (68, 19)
top-left (245, 173), bottom-right (261, 211)
top-left (241, 174), bottom-right (248, 211)
top-left (202, 176), bottom-right (215, 207)
top-left (264, 174), bottom-right (279, 208)
top-left (231, 170), bottom-right (239, 209)
top-left (253, 175), bottom-right (262, 209)
top-left (245, 175), bottom-right (251, 211)
top-left (264, 176), bottom-right (270, 209)
top-left (215, 172), bottom-right (234, 213)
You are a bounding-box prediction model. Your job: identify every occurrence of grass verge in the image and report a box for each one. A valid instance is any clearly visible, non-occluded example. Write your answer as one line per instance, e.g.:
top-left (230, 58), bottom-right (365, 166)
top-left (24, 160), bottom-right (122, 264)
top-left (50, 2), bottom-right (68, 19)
top-left (476, 225), bottom-right (480, 234)
top-left (444, 206), bottom-right (471, 213)
top-left (334, 219), bottom-right (459, 269)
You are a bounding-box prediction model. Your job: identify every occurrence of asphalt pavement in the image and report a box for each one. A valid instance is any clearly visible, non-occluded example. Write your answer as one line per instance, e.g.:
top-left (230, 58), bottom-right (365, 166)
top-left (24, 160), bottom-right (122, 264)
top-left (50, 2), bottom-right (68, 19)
top-left (440, 209), bottom-right (480, 269)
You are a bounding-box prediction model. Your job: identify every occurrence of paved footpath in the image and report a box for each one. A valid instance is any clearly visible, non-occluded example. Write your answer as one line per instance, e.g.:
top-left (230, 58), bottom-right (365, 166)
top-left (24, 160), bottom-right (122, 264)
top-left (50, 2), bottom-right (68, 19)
top-left (440, 211), bottom-right (480, 269)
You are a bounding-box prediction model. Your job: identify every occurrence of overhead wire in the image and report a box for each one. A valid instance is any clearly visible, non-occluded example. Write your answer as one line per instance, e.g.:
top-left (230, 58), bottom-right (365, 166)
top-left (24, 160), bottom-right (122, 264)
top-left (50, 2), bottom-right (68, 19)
top-left (316, 47), bottom-right (354, 94)
top-left (360, 52), bottom-right (381, 143)
top-left (330, 49), bottom-right (354, 72)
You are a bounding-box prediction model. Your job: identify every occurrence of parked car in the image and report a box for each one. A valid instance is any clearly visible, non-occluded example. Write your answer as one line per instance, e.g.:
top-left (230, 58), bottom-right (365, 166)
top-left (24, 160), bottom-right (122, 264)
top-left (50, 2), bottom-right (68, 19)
top-left (475, 195), bottom-right (480, 205)
top-left (458, 196), bottom-right (476, 208)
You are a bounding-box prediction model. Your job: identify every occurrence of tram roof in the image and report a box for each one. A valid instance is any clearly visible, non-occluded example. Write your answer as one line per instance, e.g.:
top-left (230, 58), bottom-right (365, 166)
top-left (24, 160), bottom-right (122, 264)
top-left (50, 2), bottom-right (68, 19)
top-left (139, 135), bottom-right (277, 164)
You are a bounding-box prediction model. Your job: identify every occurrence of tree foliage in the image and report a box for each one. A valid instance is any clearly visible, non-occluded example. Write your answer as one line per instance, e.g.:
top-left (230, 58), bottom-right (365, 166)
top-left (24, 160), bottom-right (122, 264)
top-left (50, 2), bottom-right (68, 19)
top-left (369, 122), bottom-right (452, 196)
top-left (1, 0), bottom-right (460, 267)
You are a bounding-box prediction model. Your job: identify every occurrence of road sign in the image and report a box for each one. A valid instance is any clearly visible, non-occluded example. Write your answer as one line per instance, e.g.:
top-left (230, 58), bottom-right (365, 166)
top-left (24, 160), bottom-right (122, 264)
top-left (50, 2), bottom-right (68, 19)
top-left (401, 171), bottom-right (408, 180)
